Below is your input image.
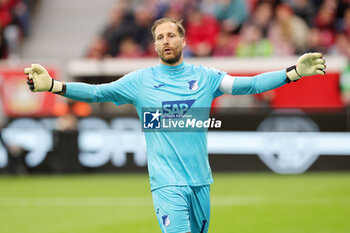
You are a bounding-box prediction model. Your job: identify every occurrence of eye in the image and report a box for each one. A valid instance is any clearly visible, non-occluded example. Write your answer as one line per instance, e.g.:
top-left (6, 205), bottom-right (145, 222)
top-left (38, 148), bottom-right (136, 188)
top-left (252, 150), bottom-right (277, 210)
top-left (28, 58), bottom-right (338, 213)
top-left (157, 35), bottom-right (163, 40)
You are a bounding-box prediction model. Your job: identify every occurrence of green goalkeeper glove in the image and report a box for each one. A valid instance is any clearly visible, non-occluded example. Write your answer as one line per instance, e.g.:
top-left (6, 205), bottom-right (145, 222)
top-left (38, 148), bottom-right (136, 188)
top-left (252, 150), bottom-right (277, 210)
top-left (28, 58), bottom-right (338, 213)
top-left (286, 52), bottom-right (326, 82)
top-left (24, 64), bottom-right (64, 94)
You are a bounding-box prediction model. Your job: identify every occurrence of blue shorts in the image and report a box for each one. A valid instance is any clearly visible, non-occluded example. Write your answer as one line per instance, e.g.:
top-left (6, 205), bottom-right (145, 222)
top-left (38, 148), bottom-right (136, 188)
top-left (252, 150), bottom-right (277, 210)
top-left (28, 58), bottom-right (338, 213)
top-left (152, 185), bottom-right (210, 233)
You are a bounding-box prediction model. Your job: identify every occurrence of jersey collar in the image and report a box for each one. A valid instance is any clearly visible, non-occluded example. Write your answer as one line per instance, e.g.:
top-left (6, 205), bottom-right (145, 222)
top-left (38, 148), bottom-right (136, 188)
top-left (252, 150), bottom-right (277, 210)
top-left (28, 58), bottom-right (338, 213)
top-left (159, 62), bottom-right (185, 74)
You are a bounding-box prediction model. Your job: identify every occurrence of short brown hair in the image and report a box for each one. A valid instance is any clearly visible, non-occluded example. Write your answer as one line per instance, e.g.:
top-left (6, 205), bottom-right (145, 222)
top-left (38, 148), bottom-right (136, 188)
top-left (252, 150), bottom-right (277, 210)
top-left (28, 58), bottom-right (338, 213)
top-left (151, 18), bottom-right (185, 40)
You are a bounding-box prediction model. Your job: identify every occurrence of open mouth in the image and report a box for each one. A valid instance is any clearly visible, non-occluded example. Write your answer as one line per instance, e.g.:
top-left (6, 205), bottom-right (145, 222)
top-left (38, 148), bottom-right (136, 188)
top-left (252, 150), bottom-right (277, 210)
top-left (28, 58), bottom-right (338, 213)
top-left (164, 48), bottom-right (172, 53)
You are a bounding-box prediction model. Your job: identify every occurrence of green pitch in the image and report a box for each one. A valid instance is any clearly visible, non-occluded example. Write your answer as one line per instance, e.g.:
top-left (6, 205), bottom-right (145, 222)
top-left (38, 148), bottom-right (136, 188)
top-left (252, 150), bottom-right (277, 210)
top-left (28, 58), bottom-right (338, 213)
top-left (0, 172), bottom-right (349, 233)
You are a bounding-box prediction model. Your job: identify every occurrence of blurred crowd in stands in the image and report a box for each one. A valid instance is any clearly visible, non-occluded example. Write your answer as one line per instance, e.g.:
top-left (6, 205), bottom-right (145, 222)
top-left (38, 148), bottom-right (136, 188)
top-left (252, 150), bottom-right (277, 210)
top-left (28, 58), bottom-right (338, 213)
top-left (85, 0), bottom-right (350, 60)
top-left (0, 0), bottom-right (29, 60)
top-left (1, 0), bottom-right (350, 60)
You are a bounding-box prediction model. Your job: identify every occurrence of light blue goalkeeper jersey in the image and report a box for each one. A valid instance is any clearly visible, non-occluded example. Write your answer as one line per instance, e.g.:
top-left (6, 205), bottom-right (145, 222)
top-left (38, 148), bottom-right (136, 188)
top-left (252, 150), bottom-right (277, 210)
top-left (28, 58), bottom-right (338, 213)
top-left (64, 62), bottom-right (287, 190)
top-left (65, 62), bottom-right (226, 190)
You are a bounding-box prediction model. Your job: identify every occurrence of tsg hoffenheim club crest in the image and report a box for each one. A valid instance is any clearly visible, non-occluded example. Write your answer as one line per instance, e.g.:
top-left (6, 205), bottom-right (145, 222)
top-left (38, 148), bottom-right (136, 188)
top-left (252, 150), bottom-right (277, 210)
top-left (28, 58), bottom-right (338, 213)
top-left (188, 80), bottom-right (198, 91)
top-left (162, 215), bottom-right (171, 227)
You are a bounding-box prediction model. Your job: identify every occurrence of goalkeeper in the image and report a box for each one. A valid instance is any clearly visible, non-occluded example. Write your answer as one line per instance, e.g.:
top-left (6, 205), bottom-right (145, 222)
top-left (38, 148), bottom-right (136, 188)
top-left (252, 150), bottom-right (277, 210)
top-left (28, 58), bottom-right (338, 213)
top-left (24, 18), bottom-right (325, 233)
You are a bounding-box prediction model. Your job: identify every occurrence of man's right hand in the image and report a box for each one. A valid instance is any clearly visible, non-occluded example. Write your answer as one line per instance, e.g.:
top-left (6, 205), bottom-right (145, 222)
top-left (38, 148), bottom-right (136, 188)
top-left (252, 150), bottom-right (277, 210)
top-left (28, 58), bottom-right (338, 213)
top-left (24, 64), bottom-right (63, 93)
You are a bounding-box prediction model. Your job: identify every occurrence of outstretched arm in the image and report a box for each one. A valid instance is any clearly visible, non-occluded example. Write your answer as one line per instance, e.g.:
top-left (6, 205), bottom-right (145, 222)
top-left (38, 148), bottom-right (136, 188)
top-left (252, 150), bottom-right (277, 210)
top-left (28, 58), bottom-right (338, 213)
top-left (24, 64), bottom-right (133, 104)
top-left (219, 52), bottom-right (326, 95)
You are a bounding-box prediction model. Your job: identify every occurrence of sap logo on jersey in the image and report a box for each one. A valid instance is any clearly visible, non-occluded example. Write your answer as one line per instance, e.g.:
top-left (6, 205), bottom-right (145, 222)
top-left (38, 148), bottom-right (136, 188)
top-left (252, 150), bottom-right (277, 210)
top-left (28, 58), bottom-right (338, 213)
top-left (162, 99), bottom-right (195, 118)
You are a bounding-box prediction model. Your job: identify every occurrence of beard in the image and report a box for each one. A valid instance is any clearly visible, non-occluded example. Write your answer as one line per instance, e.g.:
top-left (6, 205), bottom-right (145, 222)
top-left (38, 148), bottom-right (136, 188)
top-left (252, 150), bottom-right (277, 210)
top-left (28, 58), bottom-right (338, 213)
top-left (158, 47), bottom-right (182, 65)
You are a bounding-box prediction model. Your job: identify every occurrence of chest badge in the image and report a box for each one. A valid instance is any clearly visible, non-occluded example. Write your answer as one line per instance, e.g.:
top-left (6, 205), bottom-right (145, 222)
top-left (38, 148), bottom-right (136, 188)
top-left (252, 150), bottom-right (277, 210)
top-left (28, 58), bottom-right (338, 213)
top-left (188, 80), bottom-right (198, 91)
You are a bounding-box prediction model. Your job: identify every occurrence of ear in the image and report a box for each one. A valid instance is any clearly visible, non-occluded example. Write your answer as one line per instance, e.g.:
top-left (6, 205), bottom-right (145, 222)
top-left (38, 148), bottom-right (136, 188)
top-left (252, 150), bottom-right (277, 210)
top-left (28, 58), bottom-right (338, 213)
top-left (182, 37), bottom-right (186, 48)
top-left (154, 42), bottom-right (158, 53)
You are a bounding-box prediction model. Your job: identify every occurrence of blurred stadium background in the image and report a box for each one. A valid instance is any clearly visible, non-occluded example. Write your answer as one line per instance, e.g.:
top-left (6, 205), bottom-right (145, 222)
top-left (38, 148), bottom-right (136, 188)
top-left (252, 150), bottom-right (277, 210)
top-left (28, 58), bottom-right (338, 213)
top-left (0, 0), bottom-right (349, 232)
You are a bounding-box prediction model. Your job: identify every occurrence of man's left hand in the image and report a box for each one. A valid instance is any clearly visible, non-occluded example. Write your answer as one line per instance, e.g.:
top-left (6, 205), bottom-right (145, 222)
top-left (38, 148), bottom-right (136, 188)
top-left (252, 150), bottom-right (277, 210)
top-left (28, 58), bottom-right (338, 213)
top-left (286, 52), bottom-right (326, 82)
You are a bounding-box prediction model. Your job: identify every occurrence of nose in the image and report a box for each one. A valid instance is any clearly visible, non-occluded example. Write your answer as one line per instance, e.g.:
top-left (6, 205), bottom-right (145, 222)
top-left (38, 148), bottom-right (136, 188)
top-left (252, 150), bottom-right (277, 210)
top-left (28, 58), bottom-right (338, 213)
top-left (162, 36), bottom-right (169, 45)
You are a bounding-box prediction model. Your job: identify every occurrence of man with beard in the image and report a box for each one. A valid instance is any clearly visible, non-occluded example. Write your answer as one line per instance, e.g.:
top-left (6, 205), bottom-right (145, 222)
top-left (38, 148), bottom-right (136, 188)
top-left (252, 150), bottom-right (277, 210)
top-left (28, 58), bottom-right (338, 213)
top-left (25, 18), bottom-right (325, 233)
